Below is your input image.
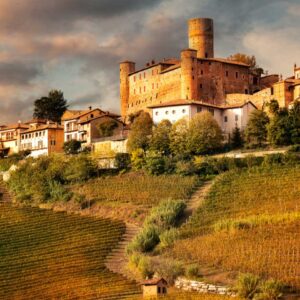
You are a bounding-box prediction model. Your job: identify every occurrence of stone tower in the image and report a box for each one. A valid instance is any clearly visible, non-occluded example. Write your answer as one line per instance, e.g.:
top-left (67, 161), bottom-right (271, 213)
top-left (180, 49), bottom-right (198, 100)
top-left (120, 61), bottom-right (135, 118)
top-left (188, 18), bottom-right (214, 58)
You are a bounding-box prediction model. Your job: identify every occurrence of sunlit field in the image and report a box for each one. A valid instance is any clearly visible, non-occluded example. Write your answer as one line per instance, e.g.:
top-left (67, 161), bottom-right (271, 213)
top-left (172, 166), bottom-right (300, 289)
top-left (0, 204), bottom-right (140, 300)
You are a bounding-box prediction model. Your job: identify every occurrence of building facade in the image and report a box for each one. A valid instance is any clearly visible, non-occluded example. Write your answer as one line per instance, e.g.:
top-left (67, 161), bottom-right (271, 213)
top-left (120, 18), bottom-right (261, 121)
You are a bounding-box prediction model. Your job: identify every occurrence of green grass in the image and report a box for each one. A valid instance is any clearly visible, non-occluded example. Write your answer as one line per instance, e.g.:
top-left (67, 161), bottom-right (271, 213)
top-left (172, 165), bottom-right (300, 289)
top-left (0, 204), bottom-right (140, 299)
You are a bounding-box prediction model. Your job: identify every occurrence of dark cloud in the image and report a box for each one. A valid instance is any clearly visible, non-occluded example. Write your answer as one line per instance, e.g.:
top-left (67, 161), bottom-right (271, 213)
top-left (0, 62), bottom-right (41, 86)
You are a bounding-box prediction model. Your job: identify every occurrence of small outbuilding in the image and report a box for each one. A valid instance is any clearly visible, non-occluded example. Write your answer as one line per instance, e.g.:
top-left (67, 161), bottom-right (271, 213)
top-left (141, 278), bottom-right (168, 298)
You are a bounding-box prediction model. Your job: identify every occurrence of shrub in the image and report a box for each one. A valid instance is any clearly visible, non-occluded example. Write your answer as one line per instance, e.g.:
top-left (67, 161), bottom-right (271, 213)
top-left (137, 255), bottom-right (155, 279)
top-left (235, 273), bottom-right (261, 299)
top-left (144, 150), bottom-right (166, 175)
top-left (127, 225), bottom-right (160, 253)
top-left (114, 153), bottom-right (131, 170)
top-left (131, 148), bottom-right (146, 170)
top-left (185, 264), bottom-right (201, 279)
top-left (48, 180), bottom-right (72, 202)
top-left (288, 144), bottom-right (300, 153)
top-left (153, 258), bottom-right (184, 284)
top-left (63, 155), bottom-right (97, 182)
top-left (254, 279), bottom-right (284, 300)
top-left (262, 154), bottom-right (284, 167)
top-left (98, 119), bottom-right (119, 137)
top-left (63, 140), bottom-right (82, 154)
top-left (176, 160), bottom-right (196, 176)
top-left (159, 228), bottom-right (179, 249)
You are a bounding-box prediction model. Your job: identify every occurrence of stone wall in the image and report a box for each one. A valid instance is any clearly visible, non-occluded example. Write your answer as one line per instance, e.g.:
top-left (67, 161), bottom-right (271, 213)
top-left (174, 277), bottom-right (236, 297)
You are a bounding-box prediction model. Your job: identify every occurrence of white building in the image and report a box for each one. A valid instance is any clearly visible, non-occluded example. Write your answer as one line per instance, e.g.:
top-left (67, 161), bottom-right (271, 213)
top-left (148, 100), bottom-right (256, 137)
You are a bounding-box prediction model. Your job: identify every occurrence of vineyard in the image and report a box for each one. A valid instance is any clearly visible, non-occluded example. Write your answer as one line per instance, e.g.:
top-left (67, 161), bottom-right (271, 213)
top-left (172, 165), bottom-right (300, 289)
top-left (0, 204), bottom-right (140, 300)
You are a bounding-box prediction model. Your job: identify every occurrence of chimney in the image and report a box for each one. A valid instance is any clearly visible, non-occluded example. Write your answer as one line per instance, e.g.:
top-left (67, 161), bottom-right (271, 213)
top-left (89, 106), bottom-right (92, 110)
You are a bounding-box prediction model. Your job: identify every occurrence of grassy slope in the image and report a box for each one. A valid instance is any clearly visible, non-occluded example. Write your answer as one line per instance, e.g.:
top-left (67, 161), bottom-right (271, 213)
top-left (171, 166), bottom-right (300, 289)
top-left (0, 204), bottom-right (140, 300)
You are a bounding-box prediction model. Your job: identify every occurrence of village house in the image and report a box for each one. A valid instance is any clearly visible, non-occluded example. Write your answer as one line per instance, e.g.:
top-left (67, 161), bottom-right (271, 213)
top-left (149, 100), bottom-right (256, 138)
top-left (0, 122), bottom-right (29, 156)
top-left (141, 278), bottom-right (168, 298)
top-left (20, 120), bottom-right (64, 157)
top-left (61, 108), bottom-right (124, 147)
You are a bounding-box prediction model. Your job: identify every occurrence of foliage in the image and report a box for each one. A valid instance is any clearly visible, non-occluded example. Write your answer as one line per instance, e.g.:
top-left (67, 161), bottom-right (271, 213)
top-left (176, 160), bottom-right (197, 176)
top-left (185, 264), bottom-right (201, 279)
top-left (228, 53), bottom-right (264, 75)
top-left (150, 119), bottom-right (172, 155)
top-left (131, 148), bottom-right (146, 170)
top-left (63, 139), bottom-right (82, 154)
top-left (254, 279), bottom-right (284, 300)
top-left (33, 90), bottom-right (68, 122)
top-left (98, 119), bottom-right (119, 137)
top-left (267, 109), bottom-right (291, 146)
top-left (169, 118), bottom-right (190, 159)
top-left (235, 273), bottom-right (261, 299)
top-left (159, 228), bottom-right (180, 249)
top-left (289, 100), bottom-right (300, 144)
top-left (187, 111), bottom-right (223, 155)
top-left (231, 125), bottom-right (244, 149)
top-left (114, 153), bottom-right (131, 170)
top-left (144, 150), bottom-right (166, 175)
top-left (245, 110), bottom-right (269, 147)
top-left (127, 111), bottom-right (153, 152)
top-left (266, 100), bottom-right (280, 116)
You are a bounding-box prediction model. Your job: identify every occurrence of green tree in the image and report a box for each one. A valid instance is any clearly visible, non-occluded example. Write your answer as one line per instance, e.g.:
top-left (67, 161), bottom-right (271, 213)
top-left (33, 90), bottom-right (68, 122)
top-left (98, 119), bottom-right (119, 137)
top-left (187, 111), bottom-right (223, 155)
top-left (169, 118), bottom-right (189, 159)
top-left (289, 100), bottom-right (300, 144)
top-left (268, 109), bottom-right (292, 146)
top-left (266, 99), bottom-right (280, 116)
top-left (127, 112), bottom-right (153, 152)
top-left (150, 119), bottom-right (172, 155)
top-left (245, 110), bottom-right (269, 147)
top-left (231, 125), bottom-right (244, 149)
top-left (63, 140), bottom-right (82, 155)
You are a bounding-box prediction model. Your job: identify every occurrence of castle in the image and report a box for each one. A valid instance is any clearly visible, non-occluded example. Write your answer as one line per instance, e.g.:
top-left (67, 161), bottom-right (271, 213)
top-left (120, 18), bottom-right (300, 121)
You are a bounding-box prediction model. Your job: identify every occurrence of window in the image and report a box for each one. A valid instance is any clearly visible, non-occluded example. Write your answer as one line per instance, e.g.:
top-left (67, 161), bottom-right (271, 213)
top-left (165, 110), bottom-right (169, 115)
top-left (158, 287), bottom-right (161, 294)
top-left (139, 87), bottom-right (141, 93)
top-left (201, 70), bottom-right (203, 75)
top-left (134, 89), bottom-right (136, 94)
top-left (197, 106), bottom-right (202, 113)
top-left (245, 89), bottom-right (248, 94)
top-left (134, 76), bottom-right (136, 82)
top-left (205, 52), bottom-right (208, 58)
top-left (224, 116), bottom-right (228, 122)
top-left (90, 114), bottom-right (94, 118)
top-left (139, 74), bottom-right (141, 80)
top-left (172, 110), bottom-right (176, 114)
top-left (235, 115), bottom-right (239, 121)
top-left (162, 287), bottom-right (167, 294)
top-left (182, 109), bottom-right (186, 113)
top-left (144, 72), bottom-right (146, 78)
top-left (152, 83), bottom-right (154, 89)
top-left (155, 111), bottom-right (159, 116)
top-left (209, 108), bottom-right (214, 116)
top-left (208, 62), bottom-right (211, 65)
top-left (226, 71), bottom-right (229, 77)
top-left (200, 84), bottom-right (203, 89)
top-left (236, 72), bottom-right (239, 79)
top-left (144, 86), bottom-right (146, 92)
top-left (192, 76), bottom-right (195, 80)
top-left (271, 87), bottom-right (274, 95)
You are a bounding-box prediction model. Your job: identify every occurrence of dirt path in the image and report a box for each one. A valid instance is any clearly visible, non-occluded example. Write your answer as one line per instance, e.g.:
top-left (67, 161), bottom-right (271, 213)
top-left (182, 180), bottom-right (214, 223)
top-left (105, 222), bottom-right (141, 282)
top-left (0, 181), bottom-right (12, 203)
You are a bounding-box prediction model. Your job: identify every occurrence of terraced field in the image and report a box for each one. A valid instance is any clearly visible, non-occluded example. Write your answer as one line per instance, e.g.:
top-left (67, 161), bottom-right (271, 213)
top-left (172, 166), bottom-right (300, 289)
top-left (0, 204), bottom-right (140, 299)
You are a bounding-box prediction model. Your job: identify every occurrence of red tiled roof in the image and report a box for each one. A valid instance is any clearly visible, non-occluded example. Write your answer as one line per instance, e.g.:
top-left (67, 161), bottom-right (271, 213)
top-left (141, 278), bottom-right (168, 286)
top-left (21, 124), bottom-right (63, 134)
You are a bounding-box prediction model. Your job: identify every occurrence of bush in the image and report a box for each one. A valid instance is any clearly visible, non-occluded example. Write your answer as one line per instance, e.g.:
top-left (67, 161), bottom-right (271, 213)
top-left (254, 279), bottom-right (284, 300)
top-left (137, 255), bottom-right (154, 279)
top-left (175, 160), bottom-right (196, 176)
top-left (131, 148), bottom-right (146, 170)
top-left (262, 154), bottom-right (284, 167)
top-left (48, 180), bottom-right (72, 202)
top-left (63, 140), bottom-right (82, 154)
top-left (153, 258), bottom-right (184, 284)
top-left (144, 151), bottom-right (166, 175)
top-left (127, 225), bottom-right (160, 253)
top-left (159, 228), bottom-right (179, 249)
top-left (185, 264), bottom-right (201, 279)
top-left (114, 153), bottom-right (131, 170)
top-left (98, 119), bottom-right (119, 137)
top-left (235, 273), bottom-right (261, 299)
top-left (288, 144), bottom-right (300, 153)
top-left (63, 155), bottom-right (97, 182)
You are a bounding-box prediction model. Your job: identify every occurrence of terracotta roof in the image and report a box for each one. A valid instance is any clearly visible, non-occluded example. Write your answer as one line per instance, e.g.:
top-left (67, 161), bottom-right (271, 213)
top-left (21, 124), bottom-right (63, 134)
top-left (61, 109), bottom-right (91, 121)
top-left (24, 118), bottom-right (48, 124)
top-left (160, 64), bottom-right (181, 74)
top-left (202, 57), bottom-right (250, 67)
top-left (78, 113), bottom-right (123, 125)
top-left (141, 278), bottom-right (168, 286)
top-left (0, 123), bottom-right (29, 131)
top-left (129, 60), bottom-right (178, 76)
top-left (148, 99), bottom-right (257, 110)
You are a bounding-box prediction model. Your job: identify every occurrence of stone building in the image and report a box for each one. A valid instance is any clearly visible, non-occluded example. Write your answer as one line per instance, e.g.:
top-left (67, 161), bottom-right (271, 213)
top-left (141, 278), bottom-right (168, 298)
top-left (120, 18), bottom-right (262, 121)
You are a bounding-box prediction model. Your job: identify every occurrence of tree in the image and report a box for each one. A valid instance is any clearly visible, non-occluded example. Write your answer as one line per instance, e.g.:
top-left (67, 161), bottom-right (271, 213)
top-left (150, 119), bottom-right (172, 155)
top-left (289, 100), bottom-right (300, 144)
top-left (228, 53), bottom-right (264, 76)
top-left (245, 110), bottom-right (269, 147)
top-left (187, 111), bottom-right (223, 155)
top-left (169, 118), bottom-right (189, 159)
top-left (231, 125), bottom-right (244, 149)
top-left (268, 108), bottom-right (292, 146)
top-left (98, 119), bottom-right (119, 137)
top-left (266, 99), bottom-right (280, 116)
top-left (127, 111), bottom-right (153, 152)
top-left (63, 140), bottom-right (82, 155)
top-left (33, 90), bottom-right (68, 122)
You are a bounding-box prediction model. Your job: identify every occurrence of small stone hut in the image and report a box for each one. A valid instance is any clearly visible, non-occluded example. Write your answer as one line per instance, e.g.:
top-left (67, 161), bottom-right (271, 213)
top-left (141, 278), bottom-right (168, 298)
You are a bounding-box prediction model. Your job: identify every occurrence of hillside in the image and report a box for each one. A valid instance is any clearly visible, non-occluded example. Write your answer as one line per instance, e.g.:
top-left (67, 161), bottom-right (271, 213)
top-left (170, 165), bottom-right (300, 290)
top-left (0, 204), bottom-right (140, 300)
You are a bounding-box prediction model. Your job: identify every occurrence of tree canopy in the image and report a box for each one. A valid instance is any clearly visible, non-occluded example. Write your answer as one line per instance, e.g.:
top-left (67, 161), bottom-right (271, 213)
top-left (33, 90), bottom-right (68, 122)
top-left (228, 53), bottom-right (264, 76)
top-left (150, 119), bottom-right (172, 155)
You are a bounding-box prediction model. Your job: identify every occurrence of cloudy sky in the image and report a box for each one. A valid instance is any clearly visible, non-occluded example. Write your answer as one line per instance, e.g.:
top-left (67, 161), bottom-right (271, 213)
top-left (0, 0), bottom-right (299, 123)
